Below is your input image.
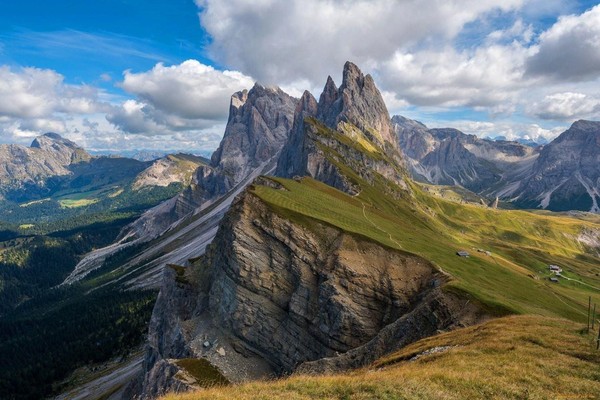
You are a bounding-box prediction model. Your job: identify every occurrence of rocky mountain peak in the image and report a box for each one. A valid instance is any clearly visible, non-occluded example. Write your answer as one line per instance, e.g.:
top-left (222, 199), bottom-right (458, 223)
top-left (555, 120), bottom-right (600, 143)
top-left (391, 115), bottom-right (428, 131)
top-left (210, 83), bottom-right (298, 178)
top-left (317, 61), bottom-right (396, 149)
top-left (30, 132), bottom-right (82, 151)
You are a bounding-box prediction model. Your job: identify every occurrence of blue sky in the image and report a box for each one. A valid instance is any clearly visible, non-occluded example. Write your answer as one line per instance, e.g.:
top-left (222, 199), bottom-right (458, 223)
top-left (0, 0), bottom-right (209, 87)
top-left (0, 0), bottom-right (599, 151)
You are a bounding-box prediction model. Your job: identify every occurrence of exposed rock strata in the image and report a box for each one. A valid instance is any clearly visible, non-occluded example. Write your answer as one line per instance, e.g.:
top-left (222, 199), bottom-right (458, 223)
top-left (137, 186), bottom-right (485, 397)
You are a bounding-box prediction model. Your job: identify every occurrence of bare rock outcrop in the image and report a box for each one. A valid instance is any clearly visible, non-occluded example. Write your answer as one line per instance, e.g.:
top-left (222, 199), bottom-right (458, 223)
top-left (121, 84), bottom-right (298, 241)
top-left (509, 120), bottom-right (600, 212)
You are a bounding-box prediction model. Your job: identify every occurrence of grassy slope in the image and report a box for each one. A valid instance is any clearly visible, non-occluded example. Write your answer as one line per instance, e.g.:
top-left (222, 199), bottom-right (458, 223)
top-left (163, 315), bottom-right (600, 400)
top-left (252, 177), bottom-right (600, 321)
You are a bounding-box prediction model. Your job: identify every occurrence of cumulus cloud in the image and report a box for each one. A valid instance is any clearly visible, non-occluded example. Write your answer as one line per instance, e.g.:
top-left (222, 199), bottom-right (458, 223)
top-left (195, 0), bottom-right (600, 131)
top-left (0, 65), bottom-right (113, 146)
top-left (120, 60), bottom-right (254, 120)
top-left (379, 43), bottom-right (531, 110)
top-left (527, 92), bottom-right (600, 120)
top-left (427, 119), bottom-right (566, 143)
top-left (526, 5), bottom-right (600, 81)
top-left (196, 0), bottom-right (524, 85)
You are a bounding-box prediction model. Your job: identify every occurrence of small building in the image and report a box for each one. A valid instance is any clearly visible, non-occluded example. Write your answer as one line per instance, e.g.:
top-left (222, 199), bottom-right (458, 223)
top-left (549, 264), bottom-right (562, 273)
top-left (550, 277), bottom-right (559, 283)
top-left (456, 251), bottom-right (470, 257)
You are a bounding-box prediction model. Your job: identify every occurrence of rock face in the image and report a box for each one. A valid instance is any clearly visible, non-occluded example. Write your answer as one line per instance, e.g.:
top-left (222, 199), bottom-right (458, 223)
top-left (211, 84), bottom-right (297, 184)
top-left (137, 185), bottom-right (484, 397)
top-left (122, 84), bottom-right (298, 241)
top-left (317, 62), bottom-right (397, 149)
top-left (393, 116), bottom-right (539, 193)
top-left (395, 116), bottom-right (600, 213)
top-left (0, 133), bottom-right (91, 201)
top-left (277, 62), bottom-right (408, 195)
top-left (135, 62), bottom-right (486, 398)
top-left (507, 120), bottom-right (600, 212)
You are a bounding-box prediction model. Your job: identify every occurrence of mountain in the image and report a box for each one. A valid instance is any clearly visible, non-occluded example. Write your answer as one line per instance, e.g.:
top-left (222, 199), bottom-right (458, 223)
top-left (393, 116), bottom-right (539, 193)
top-left (503, 120), bottom-right (600, 212)
top-left (131, 62), bottom-right (600, 400)
top-left (395, 117), bottom-right (600, 213)
top-left (277, 61), bottom-right (408, 195)
top-left (132, 154), bottom-right (210, 190)
top-left (0, 133), bottom-right (91, 201)
top-left (60, 83), bottom-right (298, 287)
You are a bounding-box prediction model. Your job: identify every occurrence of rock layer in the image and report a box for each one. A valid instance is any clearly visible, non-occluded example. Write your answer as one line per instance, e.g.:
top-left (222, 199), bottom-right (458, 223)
top-left (137, 184), bottom-right (485, 397)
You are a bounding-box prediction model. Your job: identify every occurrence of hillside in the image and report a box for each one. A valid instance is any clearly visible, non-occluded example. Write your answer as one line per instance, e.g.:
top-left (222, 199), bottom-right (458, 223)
top-left (162, 315), bottom-right (600, 399)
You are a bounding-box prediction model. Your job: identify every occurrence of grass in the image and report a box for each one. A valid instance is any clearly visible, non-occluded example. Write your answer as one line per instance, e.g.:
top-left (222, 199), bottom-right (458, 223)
top-left (162, 315), bottom-right (600, 400)
top-left (166, 121), bottom-right (599, 399)
top-left (174, 359), bottom-right (229, 388)
top-left (251, 176), bottom-right (600, 322)
top-left (59, 198), bottom-right (99, 208)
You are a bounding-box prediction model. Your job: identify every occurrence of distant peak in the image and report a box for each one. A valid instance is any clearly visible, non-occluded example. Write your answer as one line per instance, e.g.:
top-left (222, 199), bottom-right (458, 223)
top-left (391, 115), bottom-right (428, 130)
top-left (30, 132), bottom-right (84, 152)
top-left (570, 119), bottom-right (600, 131)
top-left (317, 62), bottom-right (396, 148)
top-left (43, 132), bottom-right (63, 140)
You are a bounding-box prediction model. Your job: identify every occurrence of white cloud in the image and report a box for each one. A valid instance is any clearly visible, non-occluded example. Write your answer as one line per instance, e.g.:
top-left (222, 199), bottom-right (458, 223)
top-left (526, 5), bottom-right (600, 81)
top-left (427, 119), bottom-right (566, 142)
top-left (0, 61), bottom-right (253, 152)
top-left (527, 92), bottom-right (600, 120)
top-left (379, 42), bottom-right (534, 111)
top-left (196, 0), bottom-right (524, 85)
top-left (120, 60), bottom-right (254, 120)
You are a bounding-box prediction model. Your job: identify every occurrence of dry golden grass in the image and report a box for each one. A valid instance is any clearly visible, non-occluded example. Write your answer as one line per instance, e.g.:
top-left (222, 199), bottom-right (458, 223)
top-left (162, 315), bottom-right (600, 400)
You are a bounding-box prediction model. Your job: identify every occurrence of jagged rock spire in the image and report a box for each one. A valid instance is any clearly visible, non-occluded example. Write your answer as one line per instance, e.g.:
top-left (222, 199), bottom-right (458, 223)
top-left (317, 61), bottom-right (396, 149)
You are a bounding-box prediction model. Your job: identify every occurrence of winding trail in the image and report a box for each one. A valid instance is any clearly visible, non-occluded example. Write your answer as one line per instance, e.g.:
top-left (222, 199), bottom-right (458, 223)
top-left (359, 200), bottom-right (404, 250)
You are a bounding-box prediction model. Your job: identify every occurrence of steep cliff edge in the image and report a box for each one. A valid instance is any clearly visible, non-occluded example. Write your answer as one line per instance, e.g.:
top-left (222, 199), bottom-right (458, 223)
top-left (137, 181), bottom-right (486, 398)
top-left (122, 83), bottom-right (297, 243)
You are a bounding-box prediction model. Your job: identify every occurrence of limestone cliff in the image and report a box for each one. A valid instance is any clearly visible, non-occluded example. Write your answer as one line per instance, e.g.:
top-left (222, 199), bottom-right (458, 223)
top-left (136, 181), bottom-right (486, 398)
top-left (122, 84), bottom-right (297, 242)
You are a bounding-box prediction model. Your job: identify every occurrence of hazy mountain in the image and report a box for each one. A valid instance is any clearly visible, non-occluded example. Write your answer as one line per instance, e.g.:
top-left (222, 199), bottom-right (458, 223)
top-left (395, 116), bottom-right (600, 213)
top-left (393, 116), bottom-right (539, 193)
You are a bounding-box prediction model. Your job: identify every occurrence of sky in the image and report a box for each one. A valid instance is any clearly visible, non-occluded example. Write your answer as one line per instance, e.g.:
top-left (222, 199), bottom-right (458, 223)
top-left (0, 0), bottom-right (599, 152)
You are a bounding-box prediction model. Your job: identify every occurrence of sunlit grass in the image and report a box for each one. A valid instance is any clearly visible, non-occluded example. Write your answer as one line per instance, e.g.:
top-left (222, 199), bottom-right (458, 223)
top-left (163, 316), bottom-right (600, 400)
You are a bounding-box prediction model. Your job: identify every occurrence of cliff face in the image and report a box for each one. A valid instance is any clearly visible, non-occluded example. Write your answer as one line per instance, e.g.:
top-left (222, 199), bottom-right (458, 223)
top-left (137, 181), bottom-right (485, 397)
top-left (122, 84), bottom-right (298, 241)
top-left (135, 62), bottom-right (486, 398)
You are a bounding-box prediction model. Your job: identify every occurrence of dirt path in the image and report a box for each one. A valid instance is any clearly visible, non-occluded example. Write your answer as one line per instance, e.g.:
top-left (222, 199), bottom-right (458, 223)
top-left (360, 201), bottom-right (404, 250)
